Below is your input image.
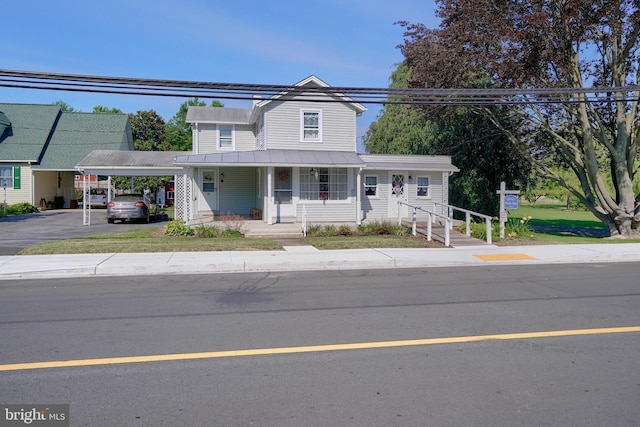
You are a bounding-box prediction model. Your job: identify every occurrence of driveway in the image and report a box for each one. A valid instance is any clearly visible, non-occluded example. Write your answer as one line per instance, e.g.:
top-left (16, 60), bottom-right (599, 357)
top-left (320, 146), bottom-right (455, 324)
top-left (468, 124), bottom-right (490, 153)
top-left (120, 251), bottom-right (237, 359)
top-left (0, 209), bottom-right (166, 255)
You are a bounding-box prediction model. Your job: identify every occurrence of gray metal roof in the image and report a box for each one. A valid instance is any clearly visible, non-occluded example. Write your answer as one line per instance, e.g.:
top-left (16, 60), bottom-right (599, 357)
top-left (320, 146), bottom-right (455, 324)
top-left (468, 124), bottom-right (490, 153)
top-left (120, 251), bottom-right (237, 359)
top-left (175, 149), bottom-right (365, 167)
top-left (186, 107), bottom-right (253, 124)
top-left (76, 150), bottom-right (184, 176)
top-left (360, 154), bottom-right (459, 172)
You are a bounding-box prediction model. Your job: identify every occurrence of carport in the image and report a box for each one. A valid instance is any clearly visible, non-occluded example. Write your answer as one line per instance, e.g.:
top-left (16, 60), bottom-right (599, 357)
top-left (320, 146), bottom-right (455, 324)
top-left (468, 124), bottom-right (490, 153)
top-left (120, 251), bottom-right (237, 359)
top-left (75, 150), bottom-right (184, 225)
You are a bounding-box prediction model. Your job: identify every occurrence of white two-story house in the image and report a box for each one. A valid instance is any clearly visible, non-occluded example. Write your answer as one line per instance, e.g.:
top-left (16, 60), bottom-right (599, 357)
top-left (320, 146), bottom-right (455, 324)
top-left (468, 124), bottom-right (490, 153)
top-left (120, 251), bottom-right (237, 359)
top-left (172, 75), bottom-right (458, 226)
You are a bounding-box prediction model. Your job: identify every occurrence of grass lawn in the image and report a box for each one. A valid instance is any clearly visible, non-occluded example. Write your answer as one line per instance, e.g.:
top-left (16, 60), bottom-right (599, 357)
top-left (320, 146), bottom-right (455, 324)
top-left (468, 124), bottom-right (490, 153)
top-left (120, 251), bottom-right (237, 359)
top-left (18, 227), bottom-right (283, 255)
top-left (16, 203), bottom-right (640, 255)
top-left (501, 203), bottom-right (640, 244)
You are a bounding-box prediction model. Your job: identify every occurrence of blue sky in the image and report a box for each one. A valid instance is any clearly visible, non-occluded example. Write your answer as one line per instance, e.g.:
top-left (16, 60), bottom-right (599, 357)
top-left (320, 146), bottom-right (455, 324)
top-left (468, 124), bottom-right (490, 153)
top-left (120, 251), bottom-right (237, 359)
top-left (1, 0), bottom-right (440, 151)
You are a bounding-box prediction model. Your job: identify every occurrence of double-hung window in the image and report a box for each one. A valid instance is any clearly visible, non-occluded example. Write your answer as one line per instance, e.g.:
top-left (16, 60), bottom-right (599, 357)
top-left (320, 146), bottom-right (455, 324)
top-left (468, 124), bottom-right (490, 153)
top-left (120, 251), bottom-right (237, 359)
top-left (218, 125), bottom-right (234, 150)
top-left (300, 167), bottom-right (347, 200)
top-left (300, 110), bottom-right (322, 142)
top-left (416, 176), bottom-right (430, 197)
top-left (364, 176), bottom-right (378, 196)
top-left (0, 166), bottom-right (17, 189)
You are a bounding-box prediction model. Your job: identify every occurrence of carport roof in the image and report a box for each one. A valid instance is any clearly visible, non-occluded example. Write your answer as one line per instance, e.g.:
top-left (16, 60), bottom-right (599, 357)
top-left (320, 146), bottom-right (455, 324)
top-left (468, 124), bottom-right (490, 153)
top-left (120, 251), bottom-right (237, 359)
top-left (76, 150), bottom-right (184, 176)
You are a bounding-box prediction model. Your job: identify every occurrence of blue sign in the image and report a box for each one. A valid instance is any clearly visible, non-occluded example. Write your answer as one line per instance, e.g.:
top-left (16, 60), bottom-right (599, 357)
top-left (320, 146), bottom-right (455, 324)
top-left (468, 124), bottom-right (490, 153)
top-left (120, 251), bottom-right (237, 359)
top-left (504, 194), bottom-right (519, 210)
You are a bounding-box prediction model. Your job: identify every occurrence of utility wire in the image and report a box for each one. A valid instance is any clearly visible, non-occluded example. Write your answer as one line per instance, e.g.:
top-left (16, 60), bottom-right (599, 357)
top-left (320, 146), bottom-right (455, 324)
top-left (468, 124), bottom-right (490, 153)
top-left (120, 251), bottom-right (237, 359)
top-left (0, 69), bottom-right (638, 106)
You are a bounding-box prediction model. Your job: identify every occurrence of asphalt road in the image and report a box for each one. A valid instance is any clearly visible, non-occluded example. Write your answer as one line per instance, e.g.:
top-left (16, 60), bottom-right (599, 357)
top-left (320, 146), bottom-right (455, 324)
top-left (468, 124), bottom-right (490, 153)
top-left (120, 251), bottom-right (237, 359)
top-left (0, 209), bottom-right (166, 255)
top-left (1, 264), bottom-right (639, 426)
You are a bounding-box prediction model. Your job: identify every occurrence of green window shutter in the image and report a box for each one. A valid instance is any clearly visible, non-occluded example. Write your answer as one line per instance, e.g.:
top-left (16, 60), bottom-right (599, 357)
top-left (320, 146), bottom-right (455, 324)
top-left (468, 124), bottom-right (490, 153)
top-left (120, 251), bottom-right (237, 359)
top-left (13, 166), bottom-right (21, 189)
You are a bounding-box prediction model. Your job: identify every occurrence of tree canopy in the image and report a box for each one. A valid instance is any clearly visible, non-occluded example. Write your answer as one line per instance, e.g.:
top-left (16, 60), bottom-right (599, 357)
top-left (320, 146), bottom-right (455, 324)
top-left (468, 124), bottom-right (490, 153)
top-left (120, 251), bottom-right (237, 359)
top-left (364, 64), bottom-right (532, 215)
top-left (397, 0), bottom-right (640, 237)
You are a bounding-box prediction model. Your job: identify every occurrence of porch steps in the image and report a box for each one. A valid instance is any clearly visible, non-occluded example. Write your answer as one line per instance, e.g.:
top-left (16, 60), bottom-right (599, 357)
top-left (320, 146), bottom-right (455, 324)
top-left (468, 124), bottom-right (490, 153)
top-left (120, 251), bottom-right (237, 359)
top-left (188, 214), bottom-right (304, 238)
top-left (244, 222), bottom-right (304, 238)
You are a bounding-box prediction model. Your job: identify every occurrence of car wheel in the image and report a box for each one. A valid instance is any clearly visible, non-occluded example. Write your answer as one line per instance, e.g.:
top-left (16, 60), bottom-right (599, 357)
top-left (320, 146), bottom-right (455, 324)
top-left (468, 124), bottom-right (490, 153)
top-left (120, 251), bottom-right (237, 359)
top-left (107, 218), bottom-right (114, 224)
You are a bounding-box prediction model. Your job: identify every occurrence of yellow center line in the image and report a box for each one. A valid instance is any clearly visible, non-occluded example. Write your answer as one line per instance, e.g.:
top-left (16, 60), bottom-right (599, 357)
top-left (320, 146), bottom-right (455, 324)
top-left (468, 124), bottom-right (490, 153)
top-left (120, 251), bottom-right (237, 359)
top-left (1, 326), bottom-right (638, 372)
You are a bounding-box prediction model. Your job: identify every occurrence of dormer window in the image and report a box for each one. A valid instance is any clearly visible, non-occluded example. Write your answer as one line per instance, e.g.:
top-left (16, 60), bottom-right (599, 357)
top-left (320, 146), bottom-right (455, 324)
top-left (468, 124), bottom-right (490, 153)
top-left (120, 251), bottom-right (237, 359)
top-left (300, 110), bottom-right (322, 142)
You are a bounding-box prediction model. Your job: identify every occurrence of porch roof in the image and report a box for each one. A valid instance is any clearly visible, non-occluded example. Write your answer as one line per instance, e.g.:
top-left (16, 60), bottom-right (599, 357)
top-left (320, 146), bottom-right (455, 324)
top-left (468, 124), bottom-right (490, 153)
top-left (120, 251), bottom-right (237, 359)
top-left (174, 149), bottom-right (365, 168)
top-left (359, 154), bottom-right (459, 172)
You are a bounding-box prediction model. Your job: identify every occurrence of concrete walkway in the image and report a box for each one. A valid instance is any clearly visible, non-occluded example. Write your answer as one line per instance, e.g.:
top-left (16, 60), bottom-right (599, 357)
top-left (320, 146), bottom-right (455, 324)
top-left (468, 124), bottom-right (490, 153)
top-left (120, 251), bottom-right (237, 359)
top-left (1, 243), bottom-right (639, 280)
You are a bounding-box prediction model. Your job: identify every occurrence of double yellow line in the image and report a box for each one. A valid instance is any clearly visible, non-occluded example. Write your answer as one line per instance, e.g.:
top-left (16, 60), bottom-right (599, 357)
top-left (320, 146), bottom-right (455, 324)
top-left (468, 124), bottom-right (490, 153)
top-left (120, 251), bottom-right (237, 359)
top-left (2, 326), bottom-right (638, 372)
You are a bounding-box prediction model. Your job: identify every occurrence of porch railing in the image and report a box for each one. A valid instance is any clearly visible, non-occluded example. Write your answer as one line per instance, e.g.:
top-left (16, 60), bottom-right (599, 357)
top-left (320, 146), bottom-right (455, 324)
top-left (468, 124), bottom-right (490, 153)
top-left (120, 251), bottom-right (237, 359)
top-left (434, 202), bottom-right (493, 245)
top-left (397, 201), bottom-right (452, 247)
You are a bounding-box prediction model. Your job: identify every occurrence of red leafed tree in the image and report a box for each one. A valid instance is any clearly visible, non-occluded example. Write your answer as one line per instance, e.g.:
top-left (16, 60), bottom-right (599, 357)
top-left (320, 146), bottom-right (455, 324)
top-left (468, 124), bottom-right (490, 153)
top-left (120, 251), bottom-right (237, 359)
top-left (399, 0), bottom-right (640, 237)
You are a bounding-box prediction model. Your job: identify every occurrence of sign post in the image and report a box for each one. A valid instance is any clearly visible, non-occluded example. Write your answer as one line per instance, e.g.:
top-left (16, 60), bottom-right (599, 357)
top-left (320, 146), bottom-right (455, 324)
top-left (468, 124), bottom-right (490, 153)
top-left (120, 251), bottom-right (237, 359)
top-left (496, 181), bottom-right (521, 239)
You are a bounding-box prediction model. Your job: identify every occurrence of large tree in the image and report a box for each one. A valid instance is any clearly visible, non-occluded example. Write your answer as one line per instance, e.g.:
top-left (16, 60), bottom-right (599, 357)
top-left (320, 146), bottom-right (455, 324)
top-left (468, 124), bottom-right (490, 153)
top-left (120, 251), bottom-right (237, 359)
top-left (114, 110), bottom-right (170, 194)
top-left (399, 0), bottom-right (640, 237)
top-left (365, 65), bottom-right (532, 215)
top-left (165, 98), bottom-right (224, 151)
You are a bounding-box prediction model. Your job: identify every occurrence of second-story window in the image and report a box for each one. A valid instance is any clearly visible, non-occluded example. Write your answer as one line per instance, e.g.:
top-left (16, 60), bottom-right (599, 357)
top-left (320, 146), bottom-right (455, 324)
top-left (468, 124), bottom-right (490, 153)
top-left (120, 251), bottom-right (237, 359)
top-left (301, 110), bottom-right (322, 142)
top-left (218, 125), bottom-right (234, 150)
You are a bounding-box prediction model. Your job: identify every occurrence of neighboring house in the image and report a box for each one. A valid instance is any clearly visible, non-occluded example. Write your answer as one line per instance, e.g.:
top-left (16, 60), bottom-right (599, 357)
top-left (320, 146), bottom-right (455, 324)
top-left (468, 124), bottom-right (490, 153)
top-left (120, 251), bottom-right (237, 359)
top-left (0, 103), bottom-right (133, 208)
top-left (174, 75), bottom-right (458, 225)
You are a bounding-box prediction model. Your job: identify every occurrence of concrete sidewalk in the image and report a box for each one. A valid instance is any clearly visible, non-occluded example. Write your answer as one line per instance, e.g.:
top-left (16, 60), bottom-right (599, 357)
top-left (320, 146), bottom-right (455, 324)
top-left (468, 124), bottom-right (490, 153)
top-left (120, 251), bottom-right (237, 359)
top-left (0, 243), bottom-right (639, 280)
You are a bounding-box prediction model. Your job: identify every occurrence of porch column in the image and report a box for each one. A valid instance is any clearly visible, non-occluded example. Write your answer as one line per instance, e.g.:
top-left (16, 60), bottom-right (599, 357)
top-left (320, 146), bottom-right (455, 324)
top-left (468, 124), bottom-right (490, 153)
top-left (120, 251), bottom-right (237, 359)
top-left (356, 168), bottom-right (362, 225)
top-left (267, 166), bottom-right (273, 225)
top-left (182, 173), bottom-right (189, 224)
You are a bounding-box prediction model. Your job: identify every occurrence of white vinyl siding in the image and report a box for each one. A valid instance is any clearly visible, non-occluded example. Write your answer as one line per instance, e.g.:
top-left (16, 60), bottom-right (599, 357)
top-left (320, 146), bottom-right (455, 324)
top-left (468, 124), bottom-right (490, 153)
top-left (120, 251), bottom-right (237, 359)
top-left (218, 168), bottom-right (257, 215)
top-left (195, 124), bottom-right (256, 153)
top-left (264, 97), bottom-right (356, 151)
top-left (235, 124), bottom-right (257, 150)
top-left (196, 124), bottom-right (217, 153)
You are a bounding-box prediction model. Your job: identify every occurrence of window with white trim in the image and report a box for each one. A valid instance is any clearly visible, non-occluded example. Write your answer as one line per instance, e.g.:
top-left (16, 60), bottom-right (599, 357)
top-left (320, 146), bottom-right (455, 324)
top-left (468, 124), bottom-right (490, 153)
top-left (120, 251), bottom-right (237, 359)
top-left (417, 176), bottom-right (430, 197)
top-left (300, 167), bottom-right (347, 200)
top-left (0, 166), bottom-right (13, 188)
top-left (364, 176), bottom-right (378, 196)
top-left (218, 125), bottom-right (234, 150)
top-left (300, 110), bottom-right (322, 142)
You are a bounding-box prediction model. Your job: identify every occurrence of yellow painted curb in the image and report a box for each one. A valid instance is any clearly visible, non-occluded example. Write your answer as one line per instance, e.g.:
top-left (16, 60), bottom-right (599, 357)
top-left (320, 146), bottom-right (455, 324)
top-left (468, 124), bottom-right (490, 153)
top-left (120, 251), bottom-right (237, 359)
top-left (474, 253), bottom-right (537, 261)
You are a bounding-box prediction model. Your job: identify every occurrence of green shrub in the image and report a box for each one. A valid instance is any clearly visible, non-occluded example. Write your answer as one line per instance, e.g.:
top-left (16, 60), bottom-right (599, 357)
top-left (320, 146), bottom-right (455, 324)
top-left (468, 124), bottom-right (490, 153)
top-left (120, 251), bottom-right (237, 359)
top-left (323, 225), bottom-right (337, 236)
top-left (164, 220), bottom-right (194, 236)
top-left (221, 229), bottom-right (243, 238)
top-left (306, 224), bottom-right (323, 236)
top-left (4, 202), bottom-right (38, 215)
top-left (505, 216), bottom-right (535, 239)
top-left (194, 224), bottom-right (220, 238)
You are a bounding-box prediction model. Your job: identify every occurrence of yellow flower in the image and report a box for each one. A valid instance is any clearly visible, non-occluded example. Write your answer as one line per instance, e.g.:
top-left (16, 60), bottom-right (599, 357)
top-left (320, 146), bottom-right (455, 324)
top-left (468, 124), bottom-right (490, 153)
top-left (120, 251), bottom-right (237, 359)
top-left (520, 219), bottom-right (525, 224)
top-left (528, 216), bottom-right (533, 220)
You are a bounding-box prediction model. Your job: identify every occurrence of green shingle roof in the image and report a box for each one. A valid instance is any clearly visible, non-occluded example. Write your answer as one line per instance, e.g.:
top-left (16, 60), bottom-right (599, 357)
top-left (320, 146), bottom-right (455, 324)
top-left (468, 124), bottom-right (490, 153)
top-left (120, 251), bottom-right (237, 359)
top-left (34, 112), bottom-right (132, 170)
top-left (0, 103), bottom-right (61, 162)
top-left (0, 103), bottom-right (132, 170)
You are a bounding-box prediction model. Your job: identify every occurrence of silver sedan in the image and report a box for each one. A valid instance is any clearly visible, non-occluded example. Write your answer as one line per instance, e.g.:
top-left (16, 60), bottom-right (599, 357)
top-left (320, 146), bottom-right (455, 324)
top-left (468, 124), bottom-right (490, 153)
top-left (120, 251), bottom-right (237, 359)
top-left (107, 194), bottom-right (158, 223)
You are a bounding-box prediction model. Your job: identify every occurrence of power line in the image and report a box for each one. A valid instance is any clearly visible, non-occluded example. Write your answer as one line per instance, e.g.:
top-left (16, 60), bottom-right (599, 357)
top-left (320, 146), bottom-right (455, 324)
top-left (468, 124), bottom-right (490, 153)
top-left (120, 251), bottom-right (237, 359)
top-left (0, 69), bottom-right (638, 106)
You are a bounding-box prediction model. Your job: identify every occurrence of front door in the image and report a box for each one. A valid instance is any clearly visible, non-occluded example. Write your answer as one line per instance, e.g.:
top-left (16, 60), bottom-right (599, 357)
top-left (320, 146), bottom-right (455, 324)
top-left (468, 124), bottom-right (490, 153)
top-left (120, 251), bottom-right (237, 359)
top-left (388, 172), bottom-right (408, 218)
top-left (199, 169), bottom-right (218, 212)
top-left (274, 167), bottom-right (294, 222)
